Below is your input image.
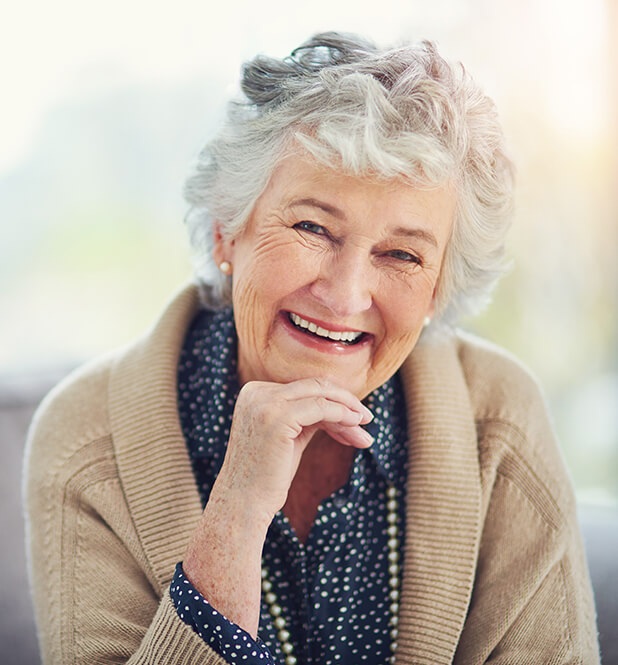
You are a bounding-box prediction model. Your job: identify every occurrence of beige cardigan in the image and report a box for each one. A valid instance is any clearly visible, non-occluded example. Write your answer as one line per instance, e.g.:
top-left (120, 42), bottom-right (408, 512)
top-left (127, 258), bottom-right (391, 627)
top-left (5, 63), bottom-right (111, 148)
top-left (24, 284), bottom-right (600, 664)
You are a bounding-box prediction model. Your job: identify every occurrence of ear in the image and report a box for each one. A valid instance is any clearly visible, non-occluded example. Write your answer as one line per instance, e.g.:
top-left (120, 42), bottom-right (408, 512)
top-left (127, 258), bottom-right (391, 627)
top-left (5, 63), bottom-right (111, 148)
top-left (212, 222), bottom-right (234, 266)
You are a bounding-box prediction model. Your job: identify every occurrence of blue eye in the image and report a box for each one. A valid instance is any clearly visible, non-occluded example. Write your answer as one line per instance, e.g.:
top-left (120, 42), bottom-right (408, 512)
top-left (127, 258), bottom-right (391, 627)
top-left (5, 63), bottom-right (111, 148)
top-left (388, 249), bottom-right (422, 264)
top-left (295, 221), bottom-right (327, 235)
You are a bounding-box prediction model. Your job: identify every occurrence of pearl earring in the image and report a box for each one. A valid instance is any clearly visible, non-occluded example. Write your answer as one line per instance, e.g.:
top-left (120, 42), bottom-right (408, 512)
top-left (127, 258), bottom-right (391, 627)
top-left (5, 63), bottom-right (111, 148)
top-left (423, 316), bottom-right (432, 328)
top-left (219, 261), bottom-right (232, 275)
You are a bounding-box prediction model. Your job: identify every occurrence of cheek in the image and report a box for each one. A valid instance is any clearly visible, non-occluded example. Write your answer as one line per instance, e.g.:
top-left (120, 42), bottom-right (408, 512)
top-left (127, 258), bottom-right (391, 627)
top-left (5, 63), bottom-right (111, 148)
top-left (380, 271), bottom-right (435, 326)
top-left (230, 241), bottom-right (308, 330)
top-left (231, 279), bottom-right (264, 353)
top-left (375, 325), bottom-right (419, 372)
top-left (236, 237), bottom-right (319, 301)
top-left (233, 261), bottom-right (283, 314)
top-left (373, 277), bottom-right (434, 366)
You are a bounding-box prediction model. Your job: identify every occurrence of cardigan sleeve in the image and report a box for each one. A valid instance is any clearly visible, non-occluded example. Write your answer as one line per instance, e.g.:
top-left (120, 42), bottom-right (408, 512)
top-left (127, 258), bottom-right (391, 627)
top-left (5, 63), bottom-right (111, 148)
top-left (456, 453), bottom-right (600, 664)
top-left (484, 554), bottom-right (600, 664)
top-left (23, 374), bottom-right (229, 665)
top-left (452, 340), bottom-right (601, 664)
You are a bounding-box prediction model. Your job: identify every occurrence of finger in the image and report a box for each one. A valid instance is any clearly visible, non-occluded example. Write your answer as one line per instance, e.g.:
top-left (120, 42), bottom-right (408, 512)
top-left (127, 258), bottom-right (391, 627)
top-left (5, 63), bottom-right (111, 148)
top-left (322, 422), bottom-right (374, 449)
top-left (291, 395), bottom-right (368, 431)
top-left (269, 378), bottom-right (374, 422)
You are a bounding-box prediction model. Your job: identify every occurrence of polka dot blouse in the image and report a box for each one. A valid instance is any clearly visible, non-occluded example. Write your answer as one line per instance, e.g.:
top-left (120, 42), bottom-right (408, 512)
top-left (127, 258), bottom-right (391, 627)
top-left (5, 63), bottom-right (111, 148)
top-left (170, 308), bottom-right (408, 664)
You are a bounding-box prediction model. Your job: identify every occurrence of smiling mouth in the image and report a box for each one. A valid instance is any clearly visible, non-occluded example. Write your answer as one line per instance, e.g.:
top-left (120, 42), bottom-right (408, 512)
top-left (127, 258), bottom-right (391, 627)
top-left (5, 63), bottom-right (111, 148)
top-left (288, 312), bottom-right (365, 345)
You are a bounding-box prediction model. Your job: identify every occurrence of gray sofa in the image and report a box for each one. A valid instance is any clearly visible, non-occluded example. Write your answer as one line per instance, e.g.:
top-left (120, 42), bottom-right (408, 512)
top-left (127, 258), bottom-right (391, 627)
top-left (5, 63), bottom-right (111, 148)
top-left (2, 370), bottom-right (617, 664)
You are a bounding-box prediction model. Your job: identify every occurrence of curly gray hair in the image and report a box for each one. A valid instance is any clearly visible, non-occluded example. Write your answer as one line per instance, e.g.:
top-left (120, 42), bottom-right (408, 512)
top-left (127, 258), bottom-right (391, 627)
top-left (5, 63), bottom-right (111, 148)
top-left (184, 31), bottom-right (514, 326)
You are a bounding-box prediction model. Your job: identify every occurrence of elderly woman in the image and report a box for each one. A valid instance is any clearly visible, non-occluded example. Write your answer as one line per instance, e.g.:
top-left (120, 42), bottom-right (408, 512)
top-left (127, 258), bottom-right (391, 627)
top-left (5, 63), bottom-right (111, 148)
top-left (25, 32), bottom-right (599, 664)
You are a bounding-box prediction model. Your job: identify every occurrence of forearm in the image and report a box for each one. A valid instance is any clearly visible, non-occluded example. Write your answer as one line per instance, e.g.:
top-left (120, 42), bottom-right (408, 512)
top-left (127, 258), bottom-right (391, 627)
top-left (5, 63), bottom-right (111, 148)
top-left (182, 486), bottom-right (272, 638)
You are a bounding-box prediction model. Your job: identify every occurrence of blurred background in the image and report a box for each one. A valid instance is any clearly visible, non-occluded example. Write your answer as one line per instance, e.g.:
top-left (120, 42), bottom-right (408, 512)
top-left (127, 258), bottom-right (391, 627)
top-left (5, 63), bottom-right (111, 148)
top-left (1, 0), bottom-right (616, 507)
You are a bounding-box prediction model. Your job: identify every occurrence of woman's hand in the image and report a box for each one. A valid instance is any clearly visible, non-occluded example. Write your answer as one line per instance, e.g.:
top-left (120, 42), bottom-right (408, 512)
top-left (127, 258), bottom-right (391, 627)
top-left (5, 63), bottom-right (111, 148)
top-left (215, 377), bottom-right (374, 525)
top-left (182, 377), bottom-right (373, 638)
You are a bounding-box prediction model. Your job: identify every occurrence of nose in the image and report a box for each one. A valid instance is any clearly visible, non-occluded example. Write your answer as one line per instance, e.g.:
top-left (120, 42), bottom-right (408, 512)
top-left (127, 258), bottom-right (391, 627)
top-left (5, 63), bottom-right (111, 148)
top-left (309, 248), bottom-right (374, 317)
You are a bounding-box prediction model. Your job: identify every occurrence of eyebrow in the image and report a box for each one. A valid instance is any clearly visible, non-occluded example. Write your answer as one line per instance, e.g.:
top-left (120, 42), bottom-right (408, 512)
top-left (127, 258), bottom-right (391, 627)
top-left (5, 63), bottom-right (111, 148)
top-left (289, 197), bottom-right (439, 248)
top-left (391, 226), bottom-right (438, 248)
top-left (289, 198), bottom-right (346, 220)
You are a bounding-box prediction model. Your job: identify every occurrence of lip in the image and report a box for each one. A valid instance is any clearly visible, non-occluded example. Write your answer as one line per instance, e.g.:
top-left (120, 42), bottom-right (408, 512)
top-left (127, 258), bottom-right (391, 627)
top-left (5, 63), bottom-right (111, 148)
top-left (280, 310), bottom-right (372, 353)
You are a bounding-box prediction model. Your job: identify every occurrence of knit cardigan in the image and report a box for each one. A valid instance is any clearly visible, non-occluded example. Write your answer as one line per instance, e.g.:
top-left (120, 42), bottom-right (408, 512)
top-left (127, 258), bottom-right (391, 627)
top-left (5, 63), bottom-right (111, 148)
top-left (24, 283), bottom-right (600, 664)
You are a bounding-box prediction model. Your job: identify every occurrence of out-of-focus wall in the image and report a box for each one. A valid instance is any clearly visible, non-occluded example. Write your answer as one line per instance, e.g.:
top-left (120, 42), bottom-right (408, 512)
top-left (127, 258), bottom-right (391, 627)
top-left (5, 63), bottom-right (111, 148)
top-left (1, 0), bottom-right (616, 506)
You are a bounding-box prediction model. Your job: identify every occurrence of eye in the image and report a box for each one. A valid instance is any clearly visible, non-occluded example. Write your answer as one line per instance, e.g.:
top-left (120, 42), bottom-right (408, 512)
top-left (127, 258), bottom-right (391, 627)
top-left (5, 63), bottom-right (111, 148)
top-left (386, 249), bottom-right (422, 265)
top-left (294, 220), bottom-right (328, 236)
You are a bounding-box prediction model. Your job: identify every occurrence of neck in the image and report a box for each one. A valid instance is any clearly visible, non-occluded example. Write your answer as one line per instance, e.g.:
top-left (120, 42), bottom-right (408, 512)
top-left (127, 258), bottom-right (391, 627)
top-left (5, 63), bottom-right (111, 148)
top-left (283, 432), bottom-right (356, 543)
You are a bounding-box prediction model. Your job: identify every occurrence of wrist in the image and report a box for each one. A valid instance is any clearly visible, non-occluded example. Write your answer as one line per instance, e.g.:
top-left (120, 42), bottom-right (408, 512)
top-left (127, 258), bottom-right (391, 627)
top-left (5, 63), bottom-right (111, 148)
top-left (209, 472), bottom-right (281, 534)
top-left (183, 483), bottom-right (269, 638)
top-left (205, 483), bottom-right (274, 540)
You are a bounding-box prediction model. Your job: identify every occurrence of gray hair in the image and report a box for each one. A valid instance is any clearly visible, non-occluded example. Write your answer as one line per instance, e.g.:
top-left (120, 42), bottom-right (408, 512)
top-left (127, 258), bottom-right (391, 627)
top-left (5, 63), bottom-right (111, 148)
top-left (184, 31), bottom-right (514, 326)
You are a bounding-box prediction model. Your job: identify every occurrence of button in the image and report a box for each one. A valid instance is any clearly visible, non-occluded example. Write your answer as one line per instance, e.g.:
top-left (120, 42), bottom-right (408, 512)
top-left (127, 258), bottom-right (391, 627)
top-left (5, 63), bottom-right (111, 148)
top-left (334, 495), bottom-right (347, 508)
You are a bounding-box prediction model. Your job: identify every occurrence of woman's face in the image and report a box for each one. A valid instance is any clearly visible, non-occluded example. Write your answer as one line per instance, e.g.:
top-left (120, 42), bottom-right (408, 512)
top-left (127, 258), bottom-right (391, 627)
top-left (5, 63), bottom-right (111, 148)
top-left (216, 154), bottom-right (455, 399)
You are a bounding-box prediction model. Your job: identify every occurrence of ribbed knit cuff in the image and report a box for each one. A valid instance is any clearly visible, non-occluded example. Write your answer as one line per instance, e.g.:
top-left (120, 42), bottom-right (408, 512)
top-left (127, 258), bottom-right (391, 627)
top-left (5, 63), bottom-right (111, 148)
top-left (129, 591), bottom-right (228, 665)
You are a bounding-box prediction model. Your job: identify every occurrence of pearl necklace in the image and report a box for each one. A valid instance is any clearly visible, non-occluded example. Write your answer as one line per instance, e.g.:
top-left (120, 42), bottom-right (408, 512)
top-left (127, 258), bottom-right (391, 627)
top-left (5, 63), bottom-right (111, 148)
top-left (261, 484), bottom-right (401, 665)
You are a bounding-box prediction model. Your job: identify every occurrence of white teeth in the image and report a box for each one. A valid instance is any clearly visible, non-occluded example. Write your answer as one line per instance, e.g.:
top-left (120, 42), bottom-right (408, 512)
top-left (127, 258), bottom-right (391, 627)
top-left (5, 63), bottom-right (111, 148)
top-left (289, 313), bottom-right (363, 343)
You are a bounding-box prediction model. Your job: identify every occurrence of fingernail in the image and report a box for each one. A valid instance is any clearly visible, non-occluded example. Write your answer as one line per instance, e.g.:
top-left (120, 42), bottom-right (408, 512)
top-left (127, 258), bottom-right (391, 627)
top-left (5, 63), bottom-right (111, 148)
top-left (361, 405), bottom-right (374, 421)
top-left (360, 428), bottom-right (374, 445)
